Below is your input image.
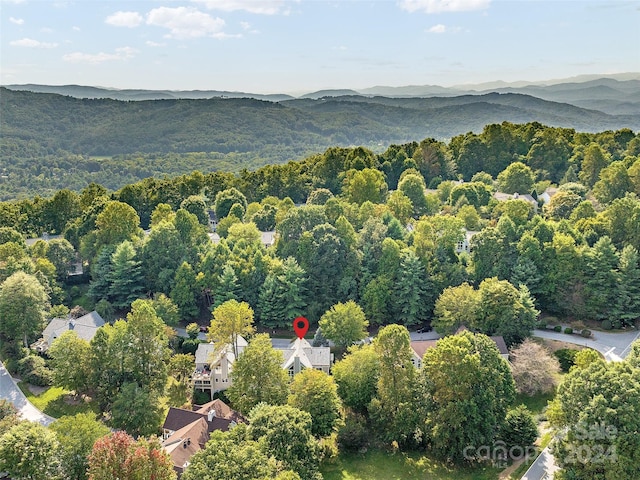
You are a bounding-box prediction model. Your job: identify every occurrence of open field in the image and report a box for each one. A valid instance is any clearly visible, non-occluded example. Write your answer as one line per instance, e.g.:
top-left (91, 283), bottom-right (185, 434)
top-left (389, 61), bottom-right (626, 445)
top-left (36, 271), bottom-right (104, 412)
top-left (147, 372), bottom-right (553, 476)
top-left (321, 449), bottom-right (501, 480)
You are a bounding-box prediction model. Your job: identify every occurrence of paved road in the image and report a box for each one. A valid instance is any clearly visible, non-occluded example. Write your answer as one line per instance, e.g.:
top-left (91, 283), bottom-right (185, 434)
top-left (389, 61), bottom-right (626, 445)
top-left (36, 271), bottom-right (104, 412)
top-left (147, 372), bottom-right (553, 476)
top-left (521, 445), bottom-right (559, 480)
top-left (0, 360), bottom-right (55, 426)
top-left (522, 326), bottom-right (639, 480)
top-left (533, 327), bottom-right (640, 361)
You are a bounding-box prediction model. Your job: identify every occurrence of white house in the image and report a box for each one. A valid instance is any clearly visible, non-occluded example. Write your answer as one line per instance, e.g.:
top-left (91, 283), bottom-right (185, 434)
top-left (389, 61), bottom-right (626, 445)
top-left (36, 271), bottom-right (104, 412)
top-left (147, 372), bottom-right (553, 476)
top-left (279, 337), bottom-right (332, 378)
top-left (192, 337), bottom-right (247, 399)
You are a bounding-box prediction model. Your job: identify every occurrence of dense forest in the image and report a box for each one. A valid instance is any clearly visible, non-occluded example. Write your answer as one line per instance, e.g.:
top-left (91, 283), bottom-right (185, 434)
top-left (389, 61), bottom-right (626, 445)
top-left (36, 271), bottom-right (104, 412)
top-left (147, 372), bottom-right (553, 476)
top-left (1, 120), bottom-right (639, 325)
top-left (2, 87), bottom-right (640, 200)
top-left (2, 119), bottom-right (640, 480)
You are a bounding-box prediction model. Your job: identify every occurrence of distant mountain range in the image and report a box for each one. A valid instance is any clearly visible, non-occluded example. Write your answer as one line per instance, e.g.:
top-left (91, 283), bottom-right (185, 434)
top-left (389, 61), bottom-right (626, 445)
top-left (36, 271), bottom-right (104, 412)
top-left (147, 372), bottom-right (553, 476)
top-left (5, 73), bottom-right (640, 115)
top-left (1, 74), bottom-right (639, 200)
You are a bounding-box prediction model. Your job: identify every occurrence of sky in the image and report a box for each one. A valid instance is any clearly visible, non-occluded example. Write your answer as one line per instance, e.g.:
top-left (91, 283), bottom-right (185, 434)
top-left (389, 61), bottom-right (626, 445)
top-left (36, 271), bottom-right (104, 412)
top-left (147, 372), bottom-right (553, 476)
top-left (1, 0), bottom-right (639, 94)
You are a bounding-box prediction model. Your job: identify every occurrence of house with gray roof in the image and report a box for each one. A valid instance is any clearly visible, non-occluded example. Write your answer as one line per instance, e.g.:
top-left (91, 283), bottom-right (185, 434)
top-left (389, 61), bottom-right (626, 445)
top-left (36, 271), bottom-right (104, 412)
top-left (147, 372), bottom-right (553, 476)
top-left (32, 311), bottom-right (105, 352)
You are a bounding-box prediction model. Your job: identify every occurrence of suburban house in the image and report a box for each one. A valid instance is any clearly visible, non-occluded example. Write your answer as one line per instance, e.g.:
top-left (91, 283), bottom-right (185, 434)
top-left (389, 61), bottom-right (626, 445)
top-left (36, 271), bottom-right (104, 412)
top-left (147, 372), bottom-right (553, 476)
top-left (455, 229), bottom-right (479, 254)
top-left (192, 336), bottom-right (332, 395)
top-left (207, 230), bottom-right (276, 248)
top-left (279, 337), bottom-right (332, 378)
top-left (31, 311), bottom-right (105, 352)
top-left (493, 191), bottom-right (539, 212)
top-left (162, 399), bottom-right (243, 475)
top-left (410, 334), bottom-right (509, 369)
top-left (192, 337), bottom-right (247, 399)
top-left (538, 187), bottom-right (558, 205)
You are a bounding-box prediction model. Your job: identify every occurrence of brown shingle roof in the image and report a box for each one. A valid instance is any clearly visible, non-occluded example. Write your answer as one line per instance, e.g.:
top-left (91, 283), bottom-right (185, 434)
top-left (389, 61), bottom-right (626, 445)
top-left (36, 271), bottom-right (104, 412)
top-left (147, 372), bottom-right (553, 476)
top-left (163, 418), bottom-right (209, 474)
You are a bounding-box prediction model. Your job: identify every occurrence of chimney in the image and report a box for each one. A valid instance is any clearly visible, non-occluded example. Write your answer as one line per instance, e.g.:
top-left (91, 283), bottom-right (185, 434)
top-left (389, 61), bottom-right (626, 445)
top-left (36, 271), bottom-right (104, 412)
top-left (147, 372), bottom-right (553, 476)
top-left (208, 409), bottom-right (215, 422)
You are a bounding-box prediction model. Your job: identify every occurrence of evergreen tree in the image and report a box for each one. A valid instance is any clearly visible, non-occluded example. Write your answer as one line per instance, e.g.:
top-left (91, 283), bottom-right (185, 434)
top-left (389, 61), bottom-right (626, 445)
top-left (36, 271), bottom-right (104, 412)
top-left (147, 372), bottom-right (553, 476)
top-left (88, 244), bottom-right (116, 303)
top-left (394, 249), bottom-right (430, 326)
top-left (171, 262), bottom-right (200, 320)
top-left (612, 245), bottom-right (640, 327)
top-left (584, 236), bottom-right (619, 322)
top-left (258, 257), bottom-right (307, 328)
top-left (108, 241), bottom-right (145, 309)
top-left (213, 263), bottom-right (241, 309)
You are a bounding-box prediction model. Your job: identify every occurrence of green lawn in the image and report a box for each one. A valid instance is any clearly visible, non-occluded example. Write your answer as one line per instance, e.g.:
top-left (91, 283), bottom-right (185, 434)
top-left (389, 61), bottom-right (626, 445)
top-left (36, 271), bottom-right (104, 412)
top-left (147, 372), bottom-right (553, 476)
top-left (17, 383), bottom-right (99, 418)
top-left (321, 449), bottom-right (501, 480)
top-left (513, 390), bottom-right (555, 417)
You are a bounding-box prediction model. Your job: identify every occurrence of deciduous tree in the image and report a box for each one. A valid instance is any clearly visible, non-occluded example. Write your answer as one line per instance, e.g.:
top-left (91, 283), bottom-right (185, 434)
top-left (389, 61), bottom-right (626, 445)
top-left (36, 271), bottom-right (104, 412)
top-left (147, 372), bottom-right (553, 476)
top-left (331, 343), bottom-right (379, 414)
top-left (0, 422), bottom-right (62, 480)
top-left (318, 300), bottom-right (368, 349)
top-left (49, 330), bottom-right (92, 395)
top-left (0, 271), bottom-right (49, 347)
top-left (50, 413), bottom-right (110, 480)
top-left (422, 331), bottom-right (515, 463)
top-left (509, 338), bottom-right (560, 396)
top-left (288, 368), bottom-right (343, 438)
top-left (227, 333), bottom-right (289, 414)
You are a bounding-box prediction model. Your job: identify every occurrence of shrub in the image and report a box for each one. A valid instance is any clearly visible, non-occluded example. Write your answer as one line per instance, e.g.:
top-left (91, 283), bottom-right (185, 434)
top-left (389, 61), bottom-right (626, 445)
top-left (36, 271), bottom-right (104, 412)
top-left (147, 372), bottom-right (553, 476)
top-left (553, 325), bottom-right (562, 332)
top-left (581, 329), bottom-right (592, 338)
top-left (554, 348), bottom-right (578, 373)
top-left (337, 411), bottom-right (369, 452)
top-left (601, 319), bottom-right (613, 330)
top-left (564, 327), bottom-right (573, 334)
top-left (17, 355), bottom-right (53, 386)
top-left (193, 389), bottom-right (211, 406)
top-left (500, 405), bottom-right (538, 450)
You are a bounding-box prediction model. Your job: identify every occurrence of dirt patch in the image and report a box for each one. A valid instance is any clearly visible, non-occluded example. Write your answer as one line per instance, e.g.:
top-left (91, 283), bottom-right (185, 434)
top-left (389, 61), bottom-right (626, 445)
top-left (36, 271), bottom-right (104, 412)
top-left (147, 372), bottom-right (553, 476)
top-left (533, 338), bottom-right (586, 353)
top-left (63, 393), bottom-right (91, 405)
top-left (26, 383), bottom-right (48, 395)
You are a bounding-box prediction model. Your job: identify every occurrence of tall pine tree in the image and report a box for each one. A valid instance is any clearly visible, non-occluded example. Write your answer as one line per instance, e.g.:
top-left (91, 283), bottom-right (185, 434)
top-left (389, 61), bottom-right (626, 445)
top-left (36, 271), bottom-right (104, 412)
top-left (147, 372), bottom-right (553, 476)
top-left (171, 262), bottom-right (199, 320)
top-left (108, 241), bottom-right (145, 309)
top-left (613, 245), bottom-right (640, 327)
top-left (212, 263), bottom-right (241, 309)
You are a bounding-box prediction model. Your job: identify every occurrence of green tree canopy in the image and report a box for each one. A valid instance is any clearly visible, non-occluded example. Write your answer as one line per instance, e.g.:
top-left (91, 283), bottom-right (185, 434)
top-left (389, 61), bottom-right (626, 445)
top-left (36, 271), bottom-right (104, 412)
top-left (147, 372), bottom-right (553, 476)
top-left (422, 331), bottom-right (515, 463)
top-left (318, 300), bottom-right (369, 349)
top-left (50, 413), bottom-right (110, 480)
top-left (0, 271), bottom-right (49, 347)
top-left (288, 368), bottom-right (343, 438)
top-left (0, 421), bottom-right (62, 480)
top-left (227, 333), bottom-right (289, 414)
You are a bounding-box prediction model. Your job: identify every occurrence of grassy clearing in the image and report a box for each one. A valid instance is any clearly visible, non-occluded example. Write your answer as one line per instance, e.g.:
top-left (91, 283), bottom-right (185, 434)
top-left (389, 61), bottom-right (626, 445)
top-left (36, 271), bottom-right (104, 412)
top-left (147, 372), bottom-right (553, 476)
top-left (17, 383), bottom-right (98, 418)
top-left (320, 449), bottom-right (501, 480)
top-left (513, 391), bottom-right (555, 417)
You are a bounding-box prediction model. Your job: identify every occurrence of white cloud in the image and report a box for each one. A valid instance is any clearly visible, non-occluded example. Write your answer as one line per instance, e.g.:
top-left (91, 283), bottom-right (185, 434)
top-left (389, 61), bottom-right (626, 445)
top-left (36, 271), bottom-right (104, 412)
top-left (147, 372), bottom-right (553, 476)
top-left (9, 17), bottom-right (24, 25)
top-left (146, 40), bottom-right (166, 47)
top-left (105, 11), bottom-right (144, 28)
top-left (63, 46), bottom-right (137, 64)
top-left (427, 24), bottom-right (462, 33)
top-left (10, 38), bottom-right (58, 48)
top-left (193, 0), bottom-right (287, 15)
top-left (72, 26), bottom-right (81, 31)
top-left (146, 6), bottom-right (227, 39)
top-left (399, 0), bottom-right (490, 14)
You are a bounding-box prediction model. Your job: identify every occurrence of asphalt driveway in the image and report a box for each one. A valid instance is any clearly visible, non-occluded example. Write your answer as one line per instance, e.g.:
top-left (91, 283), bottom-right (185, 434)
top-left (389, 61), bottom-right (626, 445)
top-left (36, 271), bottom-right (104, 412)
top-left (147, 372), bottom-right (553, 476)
top-left (0, 360), bottom-right (55, 426)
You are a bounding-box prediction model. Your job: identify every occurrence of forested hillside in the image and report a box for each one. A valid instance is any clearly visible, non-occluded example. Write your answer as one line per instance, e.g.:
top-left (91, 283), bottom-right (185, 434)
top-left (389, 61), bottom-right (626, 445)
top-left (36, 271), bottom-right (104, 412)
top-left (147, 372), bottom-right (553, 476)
top-left (2, 120), bottom-right (640, 480)
top-left (2, 87), bottom-right (639, 200)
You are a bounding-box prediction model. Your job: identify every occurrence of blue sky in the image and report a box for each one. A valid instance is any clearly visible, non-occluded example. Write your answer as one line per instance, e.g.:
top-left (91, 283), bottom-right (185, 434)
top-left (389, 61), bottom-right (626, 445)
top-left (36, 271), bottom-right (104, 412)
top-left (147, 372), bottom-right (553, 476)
top-left (1, 0), bottom-right (639, 94)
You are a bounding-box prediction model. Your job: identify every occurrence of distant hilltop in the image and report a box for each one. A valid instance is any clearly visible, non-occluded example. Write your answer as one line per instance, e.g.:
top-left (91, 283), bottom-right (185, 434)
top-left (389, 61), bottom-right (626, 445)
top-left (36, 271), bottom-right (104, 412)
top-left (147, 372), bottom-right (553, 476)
top-left (3, 72), bottom-right (640, 115)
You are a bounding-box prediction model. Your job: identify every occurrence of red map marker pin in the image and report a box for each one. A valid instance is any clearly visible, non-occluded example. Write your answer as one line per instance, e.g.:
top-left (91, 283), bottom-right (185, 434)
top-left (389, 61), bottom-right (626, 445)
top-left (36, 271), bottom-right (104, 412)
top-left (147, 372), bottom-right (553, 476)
top-left (293, 316), bottom-right (309, 339)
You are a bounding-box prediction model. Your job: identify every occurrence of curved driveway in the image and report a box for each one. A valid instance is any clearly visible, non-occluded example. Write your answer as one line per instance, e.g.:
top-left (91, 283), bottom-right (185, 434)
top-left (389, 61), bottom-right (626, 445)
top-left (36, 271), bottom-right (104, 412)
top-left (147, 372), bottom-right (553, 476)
top-left (533, 327), bottom-right (640, 361)
top-left (0, 360), bottom-right (55, 426)
top-left (522, 327), bottom-right (639, 479)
